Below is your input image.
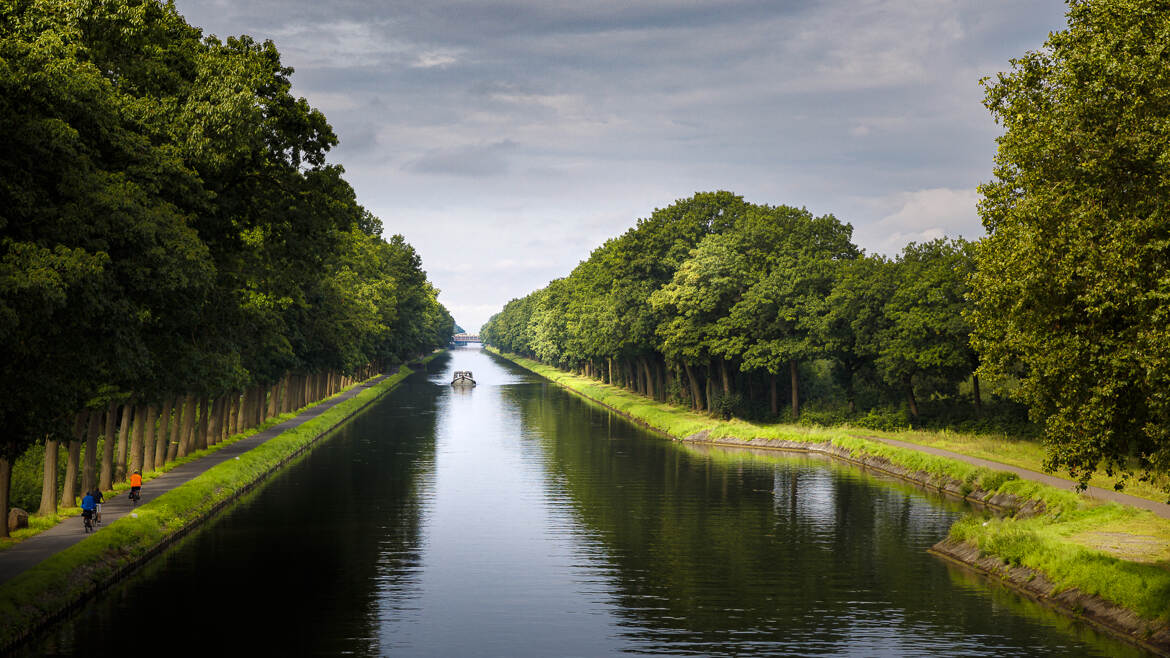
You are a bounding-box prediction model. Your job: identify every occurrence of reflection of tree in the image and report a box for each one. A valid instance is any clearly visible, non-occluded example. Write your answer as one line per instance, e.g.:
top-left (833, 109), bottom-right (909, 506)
top-left (501, 383), bottom-right (1131, 656)
top-left (32, 361), bottom-right (447, 656)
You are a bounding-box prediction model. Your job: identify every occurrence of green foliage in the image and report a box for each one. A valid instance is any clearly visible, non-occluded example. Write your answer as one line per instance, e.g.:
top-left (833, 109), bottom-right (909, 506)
top-left (483, 191), bottom-right (987, 436)
top-left (972, 0), bottom-right (1170, 493)
top-left (0, 0), bottom-right (453, 494)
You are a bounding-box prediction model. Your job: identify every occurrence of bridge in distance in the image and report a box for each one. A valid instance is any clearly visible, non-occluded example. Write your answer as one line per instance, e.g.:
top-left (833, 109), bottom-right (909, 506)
top-left (451, 333), bottom-right (481, 346)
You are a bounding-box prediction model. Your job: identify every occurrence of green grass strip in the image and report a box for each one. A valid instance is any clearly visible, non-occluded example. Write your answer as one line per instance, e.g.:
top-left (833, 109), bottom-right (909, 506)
top-left (0, 363), bottom-right (424, 650)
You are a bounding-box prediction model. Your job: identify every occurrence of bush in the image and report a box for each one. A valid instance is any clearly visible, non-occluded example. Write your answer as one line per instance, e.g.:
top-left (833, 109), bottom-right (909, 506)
top-left (853, 406), bottom-right (912, 432)
top-left (711, 392), bottom-right (745, 420)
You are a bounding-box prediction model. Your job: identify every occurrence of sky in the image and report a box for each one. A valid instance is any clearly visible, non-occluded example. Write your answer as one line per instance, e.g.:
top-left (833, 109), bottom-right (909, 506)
top-left (172, 0), bottom-right (1069, 333)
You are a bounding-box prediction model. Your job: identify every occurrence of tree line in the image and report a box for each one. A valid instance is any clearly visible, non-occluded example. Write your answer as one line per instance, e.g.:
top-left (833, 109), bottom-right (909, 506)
top-left (486, 1), bottom-right (1170, 495)
top-left (483, 191), bottom-right (985, 427)
top-left (0, 0), bottom-right (453, 535)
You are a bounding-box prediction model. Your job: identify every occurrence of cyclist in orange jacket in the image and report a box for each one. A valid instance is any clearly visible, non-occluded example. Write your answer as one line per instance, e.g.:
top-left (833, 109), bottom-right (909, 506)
top-left (129, 471), bottom-right (143, 503)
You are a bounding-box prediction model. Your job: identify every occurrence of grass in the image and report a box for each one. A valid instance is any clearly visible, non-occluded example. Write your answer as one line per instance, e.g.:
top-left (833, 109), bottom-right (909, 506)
top-left (491, 348), bottom-right (1170, 632)
top-left (1, 386), bottom-right (361, 551)
top-left (492, 349), bottom-right (1037, 503)
top-left (949, 504), bottom-right (1170, 623)
top-left (848, 426), bottom-right (1170, 504)
top-left (0, 361), bottom-right (428, 650)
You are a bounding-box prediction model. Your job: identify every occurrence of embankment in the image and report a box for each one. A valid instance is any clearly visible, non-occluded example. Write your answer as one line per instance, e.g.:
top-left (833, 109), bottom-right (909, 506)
top-left (0, 359), bottom-right (433, 652)
top-left (490, 348), bottom-right (1170, 656)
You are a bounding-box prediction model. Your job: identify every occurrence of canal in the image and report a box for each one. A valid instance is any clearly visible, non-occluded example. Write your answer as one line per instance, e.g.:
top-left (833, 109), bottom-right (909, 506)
top-left (26, 348), bottom-right (1142, 656)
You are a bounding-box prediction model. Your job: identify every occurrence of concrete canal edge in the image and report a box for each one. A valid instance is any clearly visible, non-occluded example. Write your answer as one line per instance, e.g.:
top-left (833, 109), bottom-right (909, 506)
top-left (0, 357), bottom-right (437, 653)
top-left (930, 538), bottom-right (1170, 655)
top-left (489, 348), bottom-right (1170, 656)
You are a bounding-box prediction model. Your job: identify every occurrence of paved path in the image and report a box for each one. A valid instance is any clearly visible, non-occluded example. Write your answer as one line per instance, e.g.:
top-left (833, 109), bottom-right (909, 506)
top-left (0, 375), bottom-right (388, 585)
top-left (862, 434), bottom-right (1170, 519)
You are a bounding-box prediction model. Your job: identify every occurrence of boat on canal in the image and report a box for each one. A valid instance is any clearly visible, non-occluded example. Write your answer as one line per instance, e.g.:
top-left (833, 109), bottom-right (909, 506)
top-left (451, 370), bottom-right (476, 387)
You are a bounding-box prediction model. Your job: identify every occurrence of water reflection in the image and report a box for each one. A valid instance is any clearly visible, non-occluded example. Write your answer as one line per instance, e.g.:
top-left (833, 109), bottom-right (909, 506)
top-left (497, 358), bottom-right (1144, 657)
top-left (21, 348), bottom-right (1147, 657)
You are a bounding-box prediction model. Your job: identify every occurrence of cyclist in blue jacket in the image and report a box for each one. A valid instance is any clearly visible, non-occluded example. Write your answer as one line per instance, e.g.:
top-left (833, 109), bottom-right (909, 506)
top-left (80, 491), bottom-right (96, 529)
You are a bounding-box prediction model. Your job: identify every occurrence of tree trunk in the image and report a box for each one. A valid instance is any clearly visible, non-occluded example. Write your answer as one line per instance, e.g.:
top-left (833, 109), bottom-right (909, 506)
top-left (267, 383), bottom-right (279, 419)
top-left (607, 358), bottom-right (614, 385)
top-left (115, 403), bottom-right (132, 482)
top-left (845, 367), bottom-right (856, 414)
top-left (167, 396), bottom-right (186, 463)
top-left (142, 403), bottom-right (158, 473)
top-left (83, 407), bottom-right (101, 495)
top-left (177, 395), bottom-right (197, 458)
top-left (196, 396), bottom-right (210, 451)
top-left (231, 392), bottom-right (242, 435)
top-left (38, 437), bottom-right (59, 515)
top-left (100, 401), bottom-right (117, 491)
top-left (155, 396), bottom-right (174, 468)
top-left (720, 360), bottom-right (732, 396)
top-left (640, 357), bottom-right (656, 400)
top-left (905, 375), bottom-right (919, 420)
top-left (972, 373), bottom-right (983, 417)
top-left (657, 360), bottom-right (667, 401)
top-left (705, 363), bottom-right (716, 412)
top-left (129, 403), bottom-right (146, 476)
top-left (219, 394), bottom-right (231, 441)
top-left (63, 411), bottom-right (85, 507)
top-left (770, 374), bottom-right (778, 416)
top-left (0, 451), bottom-right (11, 539)
top-left (206, 397), bottom-right (223, 448)
top-left (790, 359), bottom-right (800, 419)
top-left (684, 363), bottom-right (704, 410)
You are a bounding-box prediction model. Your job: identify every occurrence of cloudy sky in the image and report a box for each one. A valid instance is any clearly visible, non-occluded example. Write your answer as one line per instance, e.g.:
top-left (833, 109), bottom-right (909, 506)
top-left (172, 0), bottom-right (1068, 332)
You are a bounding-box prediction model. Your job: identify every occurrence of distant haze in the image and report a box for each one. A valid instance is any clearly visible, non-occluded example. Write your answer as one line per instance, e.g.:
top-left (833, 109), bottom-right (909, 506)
top-left (173, 1), bottom-right (1068, 332)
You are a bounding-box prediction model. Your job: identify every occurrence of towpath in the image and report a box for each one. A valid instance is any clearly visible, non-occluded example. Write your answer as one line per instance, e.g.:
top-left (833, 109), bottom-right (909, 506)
top-left (0, 374), bottom-right (388, 585)
top-left (861, 434), bottom-right (1170, 519)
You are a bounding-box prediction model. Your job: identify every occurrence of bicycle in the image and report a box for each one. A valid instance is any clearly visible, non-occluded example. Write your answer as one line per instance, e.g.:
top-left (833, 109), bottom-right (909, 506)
top-left (129, 487), bottom-right (141, 506)
top-left (82, 511), bottom-right (94, 533)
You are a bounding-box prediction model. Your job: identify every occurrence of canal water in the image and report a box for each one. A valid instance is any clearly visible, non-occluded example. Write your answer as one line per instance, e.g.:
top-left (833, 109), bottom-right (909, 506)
top-left (26, 348), bottom-right (1143, 656)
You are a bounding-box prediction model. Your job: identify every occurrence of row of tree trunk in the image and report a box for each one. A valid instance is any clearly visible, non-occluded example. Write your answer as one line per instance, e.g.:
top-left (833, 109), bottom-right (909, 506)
top-left (33, 368), bottom-right (373, 517)
top-left (570, 355), bottom-right (803, 418)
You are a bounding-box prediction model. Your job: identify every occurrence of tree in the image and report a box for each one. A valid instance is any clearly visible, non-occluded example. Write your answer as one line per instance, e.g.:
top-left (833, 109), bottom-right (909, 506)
top-left (878, 239), bottom-right (976, 421)
top-left (973, 0), bottom-right (1170, 492)
top-left (819, 255), bottom-right (897, 413)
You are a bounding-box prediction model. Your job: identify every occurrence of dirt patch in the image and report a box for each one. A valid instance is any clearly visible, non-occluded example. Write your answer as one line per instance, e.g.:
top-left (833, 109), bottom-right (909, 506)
top-left (1069, 532), bottom-right (1170, 566)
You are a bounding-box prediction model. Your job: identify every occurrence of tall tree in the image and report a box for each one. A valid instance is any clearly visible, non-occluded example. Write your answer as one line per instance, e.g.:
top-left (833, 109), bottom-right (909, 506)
top-left (973, 0), bottom-right (1170, 491)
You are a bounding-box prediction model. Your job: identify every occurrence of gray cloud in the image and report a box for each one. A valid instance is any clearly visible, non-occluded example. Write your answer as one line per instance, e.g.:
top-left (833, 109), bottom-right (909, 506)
top-left (405, 140), bottom-right (519, 177)
top-left (174, 0), bottom-right (1070, 331)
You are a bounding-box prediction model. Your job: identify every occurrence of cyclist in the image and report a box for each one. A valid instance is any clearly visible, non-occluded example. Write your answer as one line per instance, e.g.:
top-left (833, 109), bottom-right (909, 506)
top-left (80, 490), bottom-right (96, 531)
top-left (89, 488), bottom-right (105, 524)
top-left (129, 471), bottom-right (143, 503)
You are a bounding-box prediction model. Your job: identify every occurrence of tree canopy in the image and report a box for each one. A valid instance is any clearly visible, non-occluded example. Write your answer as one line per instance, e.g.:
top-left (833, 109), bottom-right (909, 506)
top-left (972, 0), bottom-right (1170, 491)
top-left (0, 0), bottom-right (453, 478)
top-left (485, 192), bottom-right (982, 425)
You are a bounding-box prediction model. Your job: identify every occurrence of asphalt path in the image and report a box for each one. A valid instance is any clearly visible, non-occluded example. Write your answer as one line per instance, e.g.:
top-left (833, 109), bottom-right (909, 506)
top-left (862, 434), bottom-right (1170, 519)
top-left (0, 375), bottom-right (387, 584)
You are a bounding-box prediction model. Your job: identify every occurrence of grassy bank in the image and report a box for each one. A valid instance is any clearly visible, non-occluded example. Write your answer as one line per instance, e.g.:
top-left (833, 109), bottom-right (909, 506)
top-left (1, 401), bottom-right (338, 551)
top-left (491, 348), bottom-right (1170, 649)
top-left (0, 361), bottom-right (427, 651)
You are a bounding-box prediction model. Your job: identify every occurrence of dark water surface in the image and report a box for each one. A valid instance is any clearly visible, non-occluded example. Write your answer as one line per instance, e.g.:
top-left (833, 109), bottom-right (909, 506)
top-left (26, 349), bottom-right (1144, 656)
